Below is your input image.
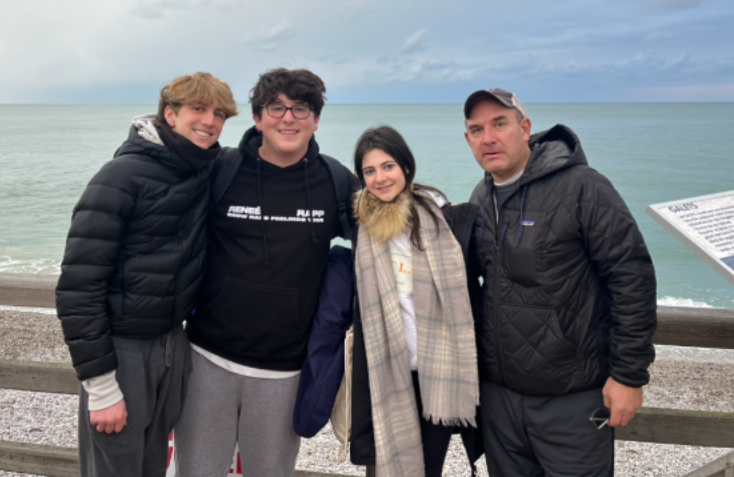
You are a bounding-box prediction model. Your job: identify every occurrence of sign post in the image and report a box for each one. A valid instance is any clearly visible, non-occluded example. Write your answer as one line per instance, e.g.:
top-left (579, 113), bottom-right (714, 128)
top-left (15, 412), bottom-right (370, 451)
top-left (647, 190), bottom-right (734, 287)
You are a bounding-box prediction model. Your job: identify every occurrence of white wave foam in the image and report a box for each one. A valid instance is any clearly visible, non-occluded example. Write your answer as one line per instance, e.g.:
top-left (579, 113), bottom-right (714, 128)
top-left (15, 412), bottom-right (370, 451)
top-left (657, 296), bottom-right (714, 308)
top-left (0, 256), bottom-right (60, 274)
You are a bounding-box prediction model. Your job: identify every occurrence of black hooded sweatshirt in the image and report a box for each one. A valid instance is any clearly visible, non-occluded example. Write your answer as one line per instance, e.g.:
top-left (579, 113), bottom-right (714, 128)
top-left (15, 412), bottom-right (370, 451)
top-left (187, 127), bottom-right (340, 371)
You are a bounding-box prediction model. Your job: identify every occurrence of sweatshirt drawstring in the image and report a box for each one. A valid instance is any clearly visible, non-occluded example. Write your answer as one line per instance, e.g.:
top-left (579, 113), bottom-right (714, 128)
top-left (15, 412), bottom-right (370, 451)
top-left (161, 331), bottom-right (173, 367)
top-left (256, 158), bottom-right (271, 266)
top-left (303, 158), bottom-right (317, 244)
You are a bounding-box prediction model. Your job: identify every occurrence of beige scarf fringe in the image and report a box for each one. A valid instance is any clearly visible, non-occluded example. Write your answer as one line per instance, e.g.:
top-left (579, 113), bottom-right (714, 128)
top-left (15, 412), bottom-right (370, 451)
top-left (354, 189), bottom-right (480, 477)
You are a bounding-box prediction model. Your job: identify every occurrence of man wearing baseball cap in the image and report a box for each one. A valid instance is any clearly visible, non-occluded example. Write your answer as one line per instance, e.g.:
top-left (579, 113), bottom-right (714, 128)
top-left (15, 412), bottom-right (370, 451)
top-left (464, 88), bottom-right (657, 475)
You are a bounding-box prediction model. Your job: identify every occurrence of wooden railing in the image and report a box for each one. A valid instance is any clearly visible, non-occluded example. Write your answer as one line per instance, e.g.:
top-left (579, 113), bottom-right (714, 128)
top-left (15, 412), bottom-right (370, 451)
top-left (1, 273), bottom-right (733, 477)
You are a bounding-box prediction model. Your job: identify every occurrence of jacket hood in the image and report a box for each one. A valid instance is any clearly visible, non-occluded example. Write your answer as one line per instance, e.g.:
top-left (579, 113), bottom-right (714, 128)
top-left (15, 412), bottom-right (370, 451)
top-left (115, 119), bottom-right (201, 175)
top-left (520, 124), bottom-right (587, 184)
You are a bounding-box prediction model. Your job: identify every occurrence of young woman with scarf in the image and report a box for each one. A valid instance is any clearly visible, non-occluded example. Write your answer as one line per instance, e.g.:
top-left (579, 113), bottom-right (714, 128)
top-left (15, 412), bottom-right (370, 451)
top-left (349, 126), bottom-right (482, 477)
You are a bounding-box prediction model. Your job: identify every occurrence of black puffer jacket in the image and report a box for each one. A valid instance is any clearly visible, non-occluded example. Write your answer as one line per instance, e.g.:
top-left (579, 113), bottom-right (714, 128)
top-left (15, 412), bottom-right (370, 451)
top-left (56, 125), bottom-right (211, 380)
top-left (469, 124), bottom-right (657, 396)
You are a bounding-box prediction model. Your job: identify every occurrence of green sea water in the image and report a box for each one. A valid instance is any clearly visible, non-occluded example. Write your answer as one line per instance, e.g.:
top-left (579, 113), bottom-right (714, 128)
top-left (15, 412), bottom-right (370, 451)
top-left (0, 103), bottom-right (732, 308)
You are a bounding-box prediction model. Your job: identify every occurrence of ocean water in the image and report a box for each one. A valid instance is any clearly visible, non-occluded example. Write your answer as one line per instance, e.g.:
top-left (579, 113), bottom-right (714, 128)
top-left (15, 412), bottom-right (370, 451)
top-left (0, 103), bottom-right (732, 309)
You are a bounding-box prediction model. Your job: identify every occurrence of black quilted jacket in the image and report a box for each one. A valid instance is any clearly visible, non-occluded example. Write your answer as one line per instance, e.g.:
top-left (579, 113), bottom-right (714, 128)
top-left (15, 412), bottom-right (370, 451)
top-left (469, 124), bottom-right (657, 396)
top-left (56, 125), bottom-right (211, 380)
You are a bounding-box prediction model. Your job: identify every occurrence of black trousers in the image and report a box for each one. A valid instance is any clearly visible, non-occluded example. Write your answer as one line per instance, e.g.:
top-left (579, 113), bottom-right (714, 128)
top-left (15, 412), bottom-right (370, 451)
top-left (412, 372), bottom-right (455, 477)
top-left (480, 380), bottom-right (614, 477)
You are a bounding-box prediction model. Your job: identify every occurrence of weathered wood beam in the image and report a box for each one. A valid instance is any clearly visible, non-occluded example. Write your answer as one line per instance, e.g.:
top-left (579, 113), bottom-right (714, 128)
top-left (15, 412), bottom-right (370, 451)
top-left (682, 449), bottom-right (734, 477)
top-left (0, 360), bottom-right (79, 395)
top-left (0, 440), bottom-right (79, 477)
top-left (0, 273), bottom-right (57, 308)
top-left (4, 273), bottom-right (734, 350)
top-left (617, 407), bottom-right (734, 448)
top-left (0, 440), bottom-right (360, 477)
top-left (655, 306), bottom-right (734, 350)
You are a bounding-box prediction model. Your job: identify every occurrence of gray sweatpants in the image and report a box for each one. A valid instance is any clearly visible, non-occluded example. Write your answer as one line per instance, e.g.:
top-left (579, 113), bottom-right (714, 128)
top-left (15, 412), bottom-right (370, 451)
top-left (78, 326), bottom-right (192, 477)
top-left (174, 350), bottom-right (301, 477)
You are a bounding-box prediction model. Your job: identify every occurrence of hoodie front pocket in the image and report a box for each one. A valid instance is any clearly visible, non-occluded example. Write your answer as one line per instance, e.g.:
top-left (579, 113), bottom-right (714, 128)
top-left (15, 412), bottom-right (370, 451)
top-left (200, 277), bottom-right (302, 359)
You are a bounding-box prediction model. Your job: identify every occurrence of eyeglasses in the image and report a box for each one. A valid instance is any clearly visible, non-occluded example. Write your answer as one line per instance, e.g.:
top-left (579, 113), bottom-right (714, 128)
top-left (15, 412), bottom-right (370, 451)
top-left (263, 103), bottom-right (313, 119)
top-left (589, 407), bottom-right (611, 430)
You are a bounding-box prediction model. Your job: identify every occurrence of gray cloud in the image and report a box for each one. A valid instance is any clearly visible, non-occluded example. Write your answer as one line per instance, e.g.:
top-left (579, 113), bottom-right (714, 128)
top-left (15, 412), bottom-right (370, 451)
top-left (402, 29), bottom-right (428, 54)
top-left (242, 20), bottom-right (295, 51)
top-left (643, 31), bottom-right (674, 41)
top-left (0, 0), bottom-right (732, 103)
top-left (649, 0), bottom-right (713, 11)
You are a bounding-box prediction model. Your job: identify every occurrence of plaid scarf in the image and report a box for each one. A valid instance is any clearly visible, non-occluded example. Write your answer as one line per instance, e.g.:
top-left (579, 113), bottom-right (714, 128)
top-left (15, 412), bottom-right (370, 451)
top-left (355, 190), bottom-right (479, 477)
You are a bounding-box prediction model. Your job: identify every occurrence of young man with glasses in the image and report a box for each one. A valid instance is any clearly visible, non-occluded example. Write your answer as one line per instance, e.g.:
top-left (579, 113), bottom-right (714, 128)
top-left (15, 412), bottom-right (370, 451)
top-left (175, 68), bottom-right (359, 477)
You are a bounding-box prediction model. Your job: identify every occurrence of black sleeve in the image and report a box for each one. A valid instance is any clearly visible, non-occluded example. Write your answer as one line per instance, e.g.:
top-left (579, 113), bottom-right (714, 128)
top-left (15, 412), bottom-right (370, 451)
top-left (443, 203), bottom-right (482, 320)
top-left (345, 171), bottom-right (361, 242)
top-left (349, 304), bottom-right (376, 466)
top-left (577, 171), bottom-right (657, 387)
top-left (56, 160), bottom-right (136, 381)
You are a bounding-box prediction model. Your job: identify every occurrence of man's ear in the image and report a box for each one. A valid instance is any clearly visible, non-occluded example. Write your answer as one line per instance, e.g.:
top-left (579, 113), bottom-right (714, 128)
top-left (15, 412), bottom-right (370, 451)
top-left (521, 117), bottom-right (532, 142)
top-left (253, 113), bottom-right (263, 132)
top-left (164, 106), bottom-right (177, 128)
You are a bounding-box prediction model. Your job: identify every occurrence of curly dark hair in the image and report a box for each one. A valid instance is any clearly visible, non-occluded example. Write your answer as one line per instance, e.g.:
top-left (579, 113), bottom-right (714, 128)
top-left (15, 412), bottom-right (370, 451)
top-left (250, 68), bottom-right (326, 118)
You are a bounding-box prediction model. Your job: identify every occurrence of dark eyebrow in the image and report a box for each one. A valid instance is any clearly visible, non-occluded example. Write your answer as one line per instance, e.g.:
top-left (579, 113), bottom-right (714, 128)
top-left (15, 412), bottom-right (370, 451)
top-left (493, 115), bottom-right (509, 122)
top-left (271, 99), bottom-right (308, 106)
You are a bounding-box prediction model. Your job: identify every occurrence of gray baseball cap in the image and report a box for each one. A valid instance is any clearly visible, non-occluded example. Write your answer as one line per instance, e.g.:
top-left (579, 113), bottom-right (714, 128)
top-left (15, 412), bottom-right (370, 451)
top-left (464, 88), bottom-right (528, 120)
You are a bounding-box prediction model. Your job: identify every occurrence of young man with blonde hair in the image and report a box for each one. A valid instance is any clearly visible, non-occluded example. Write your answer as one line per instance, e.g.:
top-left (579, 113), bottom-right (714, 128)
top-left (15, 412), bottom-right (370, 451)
top-left (56, 72), bottom-right (237, 477)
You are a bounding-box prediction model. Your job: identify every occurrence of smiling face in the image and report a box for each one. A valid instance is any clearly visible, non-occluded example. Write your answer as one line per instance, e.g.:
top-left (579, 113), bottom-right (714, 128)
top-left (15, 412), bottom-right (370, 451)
top-left (361, 148), bottom-right (407, 202)
top-left (164, 100), bottom-right (226, 149)
top-left (253, 93), bottom-right (320, 167)
top-left (464, 99), bottom-right (532, 183)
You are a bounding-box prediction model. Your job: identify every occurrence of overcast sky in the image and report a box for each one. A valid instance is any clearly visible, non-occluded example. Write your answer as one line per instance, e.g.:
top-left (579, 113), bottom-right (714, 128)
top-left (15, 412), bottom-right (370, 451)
top-left (2, 0), bottom-right (733, 103)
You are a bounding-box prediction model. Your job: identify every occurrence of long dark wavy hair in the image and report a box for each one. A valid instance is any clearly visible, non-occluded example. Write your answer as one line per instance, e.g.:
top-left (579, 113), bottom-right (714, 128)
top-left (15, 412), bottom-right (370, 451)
top-left (353, 125), bottom-right (447, 250)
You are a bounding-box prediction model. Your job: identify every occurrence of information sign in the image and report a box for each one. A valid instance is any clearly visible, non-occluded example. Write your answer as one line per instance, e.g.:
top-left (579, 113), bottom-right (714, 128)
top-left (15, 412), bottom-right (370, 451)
top-left (647, 190), bottom-right (734, 287)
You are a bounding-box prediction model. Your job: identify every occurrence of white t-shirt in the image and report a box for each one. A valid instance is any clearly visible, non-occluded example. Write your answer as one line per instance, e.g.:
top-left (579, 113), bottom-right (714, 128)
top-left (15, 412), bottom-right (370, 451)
top-left (388, 191), bottom-right (446, 370)
top-left (192, 344), bottom-right (300, 379)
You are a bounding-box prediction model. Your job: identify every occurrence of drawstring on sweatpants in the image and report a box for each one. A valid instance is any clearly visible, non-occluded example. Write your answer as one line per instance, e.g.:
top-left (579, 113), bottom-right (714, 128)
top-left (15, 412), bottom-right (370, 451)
top-left (162, 332), bottom-right (173, 367)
